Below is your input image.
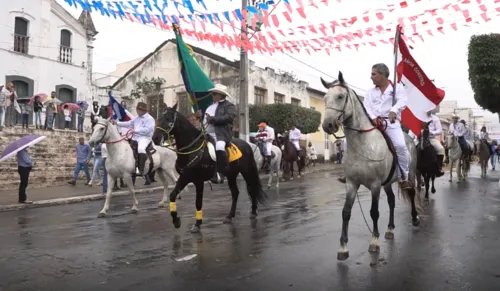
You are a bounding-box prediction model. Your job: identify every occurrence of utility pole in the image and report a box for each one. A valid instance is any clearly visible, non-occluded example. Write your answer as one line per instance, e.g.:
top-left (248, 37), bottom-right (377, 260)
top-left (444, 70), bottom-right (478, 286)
top-left (238, 0), bottom-right (250, 142)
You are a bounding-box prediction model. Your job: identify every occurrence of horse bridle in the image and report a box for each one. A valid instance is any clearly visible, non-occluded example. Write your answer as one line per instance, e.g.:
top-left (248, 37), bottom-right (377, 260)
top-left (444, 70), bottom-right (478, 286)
top-left (155, 111), bottom-right (206, 154)
top-left (324, 84), bottom-right (383, 139)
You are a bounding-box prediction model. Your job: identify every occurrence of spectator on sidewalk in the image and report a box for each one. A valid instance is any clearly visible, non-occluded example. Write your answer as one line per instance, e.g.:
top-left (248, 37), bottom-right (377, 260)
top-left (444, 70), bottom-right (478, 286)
top-left (33, 96), bottom-right (43, 129)
top-left (63, 105), bottom-right (71, 130)
top-left (101, 143), bottom-right (108, 194)
top-left (0, 84), bottom-right (7, 130)
top-left (307, 142), bottom-right (317, 167)
top-left (88, 143), bottom-right (103, 186)
top-left (45, 101), bottom-right (56, 131)
top-left (4, 82), bottom-right (17, 128)
top-left (68, 137), bottom-right (91, 185)
top-left (20, 102), bottom-right (32, 129)
top-left (16, 148), bottom-right (33, 204)
top-left (77, 106), bottom-right (85, 132)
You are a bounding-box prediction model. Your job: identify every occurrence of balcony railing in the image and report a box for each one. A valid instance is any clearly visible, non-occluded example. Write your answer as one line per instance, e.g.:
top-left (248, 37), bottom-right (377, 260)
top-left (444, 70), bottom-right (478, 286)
top-left (13, 34), bottom-right (29, 54)
top-left (59, 45), bottom-right (73, 64)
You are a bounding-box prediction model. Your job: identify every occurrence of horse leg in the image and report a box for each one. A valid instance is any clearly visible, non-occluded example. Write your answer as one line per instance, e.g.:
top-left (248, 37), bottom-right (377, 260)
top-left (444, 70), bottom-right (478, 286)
top-left (424, 173), bottom-right (430, 201)
top-left (166, 169), bottom-right (181, 199)
top-left (409, 187), bottom-right (420, 226)
top-left (275, 162), bottom-right (280, 188)
top-left (383, 185), bottom-right (395, 240)
top-left (190, 180), bottom-right (204, 233)
top-left (122, 174), bottom-right (138, 213)
top-left (416, 171), bottom-right (422, 192)
top-left (289, 161), bottom-right (294, 180)
top-left (337, 182), bottom-right (360, 261)
top-left (431, 175), bottom-right (436, 194)
top-left (224, 174), bottom-right (240, 224)
top-left (457, 159), bottom-right (462, 183)
top-left (368, 185), bottom-right (381, 253)
top-left (156, 169), bottom-right (170, 208)
top-left (98, 174), bottom-right (116, 218)
top-left (267, 163), bottom-right (273, 189)
top-left (449, 160), bottom-right (454, 182)
top-left (169, 175), bottom-right (190, 229)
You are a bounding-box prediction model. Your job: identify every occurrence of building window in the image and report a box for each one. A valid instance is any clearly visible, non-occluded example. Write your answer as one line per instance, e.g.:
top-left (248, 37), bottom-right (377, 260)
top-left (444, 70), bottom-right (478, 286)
top-left (274, 92), bottom-right (284, 104)
top-left (14, 17), bottom-right (29, 54)
top-left (254, 87), bottom-right (267, 105)
top-left (291, 97), bottom-right (301, 106)
top-left (59, 29), bottom-right (73, 64)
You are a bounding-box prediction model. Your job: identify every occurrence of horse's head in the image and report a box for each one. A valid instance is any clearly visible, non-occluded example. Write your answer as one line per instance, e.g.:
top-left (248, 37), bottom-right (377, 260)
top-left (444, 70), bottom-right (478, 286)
top-left (153, 103), bottom-right (178, 144)
top-left (445, 134), bottom-right (457, 149)
top-left (321, 71), bottom-right (354, 134)
top-left (88, 117), bottom-right (112, 147)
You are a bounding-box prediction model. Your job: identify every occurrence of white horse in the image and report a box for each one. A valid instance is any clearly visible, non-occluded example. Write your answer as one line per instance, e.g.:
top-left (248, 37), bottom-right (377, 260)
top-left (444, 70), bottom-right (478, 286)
top-left (446, 135), bottom-right (471, 182)
top-left (88, 117), bottom-right (178, 217)
top-left (249, 142), bottom-right (282, 189)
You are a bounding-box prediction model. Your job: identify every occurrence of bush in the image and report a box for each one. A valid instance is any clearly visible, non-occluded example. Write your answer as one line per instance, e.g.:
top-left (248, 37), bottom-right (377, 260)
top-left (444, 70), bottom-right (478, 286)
top-left (467, 34), bottom-right (500, 113)
top-left (249, 103), bottom-right (322, 134)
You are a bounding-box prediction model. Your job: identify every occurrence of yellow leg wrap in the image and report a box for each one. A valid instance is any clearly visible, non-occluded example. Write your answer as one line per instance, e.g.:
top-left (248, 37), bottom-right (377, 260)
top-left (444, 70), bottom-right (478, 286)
top-left (169, 202), bottom-right (176, 212)
top-left (195, 210), bottom-right (203, 220)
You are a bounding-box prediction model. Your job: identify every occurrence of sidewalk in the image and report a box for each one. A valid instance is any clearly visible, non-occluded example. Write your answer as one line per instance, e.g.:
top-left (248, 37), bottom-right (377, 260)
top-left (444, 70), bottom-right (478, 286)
top-left (0, 163), bottom-right (340, 212)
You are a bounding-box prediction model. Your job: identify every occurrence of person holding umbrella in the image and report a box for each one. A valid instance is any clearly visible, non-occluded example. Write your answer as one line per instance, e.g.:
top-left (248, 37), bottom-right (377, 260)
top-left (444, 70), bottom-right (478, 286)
top-left (0, 134), bottom-right (46, 203)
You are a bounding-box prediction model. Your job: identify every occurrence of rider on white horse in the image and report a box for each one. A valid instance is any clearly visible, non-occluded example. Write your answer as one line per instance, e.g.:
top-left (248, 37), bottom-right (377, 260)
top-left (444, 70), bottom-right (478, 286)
top-left (427, 108), bottom-right (445, 176)
top-left (111, 102), bottom-right (155, 175)
top-left (289, 124), bottom-right (302, 158)
top-left (364, 63), bottom-right (411, 190)
top-left (448, 114), bottom-right (470, 161)
top-left (257, 120), bottom-right (275, 173)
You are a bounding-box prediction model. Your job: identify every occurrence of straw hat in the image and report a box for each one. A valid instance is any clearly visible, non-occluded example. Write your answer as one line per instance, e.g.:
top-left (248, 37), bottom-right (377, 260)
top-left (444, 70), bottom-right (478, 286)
top-left (208, 84), bottom-right (231, 99)
top-left (451, 114), bottom-right (459, 119)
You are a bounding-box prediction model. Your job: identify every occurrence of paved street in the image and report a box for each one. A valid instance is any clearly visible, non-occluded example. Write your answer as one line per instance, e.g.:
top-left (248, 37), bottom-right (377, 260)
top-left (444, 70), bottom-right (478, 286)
top-left (1, 166), bottom-right (499, 291)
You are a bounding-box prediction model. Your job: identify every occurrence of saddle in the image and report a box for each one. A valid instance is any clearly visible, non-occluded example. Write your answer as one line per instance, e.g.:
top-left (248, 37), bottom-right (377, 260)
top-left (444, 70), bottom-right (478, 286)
top-left (128, 140), bottom-right (156, 174)
top-left (206, 137), bottom-right (243, 163)
top-left (257, 141), bottom-right (275, 159)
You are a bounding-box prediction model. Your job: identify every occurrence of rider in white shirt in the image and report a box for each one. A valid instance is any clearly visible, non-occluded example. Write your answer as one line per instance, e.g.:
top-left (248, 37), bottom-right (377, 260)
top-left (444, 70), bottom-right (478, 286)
top-left (257, 120), bottom-right (275, 173)
top-left (289, 125), bottom-right (302, 158)
top-left (427, 109), bottom-right (445, 176)
top-left (111, 102), bottom-right (155, 175)
top-left (448, 114), bottom-right (469, 161)
top-left (363, 63), bottom-right (411, 190)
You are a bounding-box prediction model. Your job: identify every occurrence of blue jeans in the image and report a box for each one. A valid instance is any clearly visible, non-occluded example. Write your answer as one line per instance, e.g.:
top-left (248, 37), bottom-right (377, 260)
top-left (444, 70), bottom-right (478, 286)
top-left (0, 107), bottom-right (4, 128)
top-left (35, 111), bottom-right (42, 127)
top-left (102, 158), bottom-right (108, 193)
top-left (77, 116), bottom-right (84, 132)
top-left (73, 162), bottom-right (91, 182)
top-left (92, 156), bottom-right (103, 181)
top-left (491, 153), bottom-right (497, 169)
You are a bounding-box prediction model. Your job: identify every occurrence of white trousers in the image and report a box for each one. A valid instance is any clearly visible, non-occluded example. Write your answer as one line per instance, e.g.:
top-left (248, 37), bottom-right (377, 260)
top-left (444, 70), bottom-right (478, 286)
top-left (209, 132), bottom-right (226, 151)
top-left (264, 142), bottom-right (272, 156)
top-left (134, 137), bottom-right (151, 154)
top-left (385, 122), bottom-right (410, 179)
top-left (429, 138), bottom-right (445, 155)
top-left (291, 140), bottom-right (300, 150)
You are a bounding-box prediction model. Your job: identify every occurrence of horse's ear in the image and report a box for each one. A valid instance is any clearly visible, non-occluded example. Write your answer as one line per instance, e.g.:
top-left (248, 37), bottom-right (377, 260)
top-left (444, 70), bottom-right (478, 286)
top-left (172, 103), bottom-right (178, 111)
top-left (320, 77), bottom-right (330, 89)
top-left (338, 71), bottom-right (345, 85)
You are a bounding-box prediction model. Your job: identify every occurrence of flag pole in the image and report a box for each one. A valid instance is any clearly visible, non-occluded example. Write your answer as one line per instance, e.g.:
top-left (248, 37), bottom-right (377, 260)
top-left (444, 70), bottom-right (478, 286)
top-left (392, 25), bottom-right (402, 107)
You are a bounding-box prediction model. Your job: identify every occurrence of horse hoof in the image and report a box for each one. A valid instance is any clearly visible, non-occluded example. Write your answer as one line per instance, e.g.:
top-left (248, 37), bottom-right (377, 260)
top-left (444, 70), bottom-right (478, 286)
top-left (449, 179), bottom-right (452, 182)
top-left (131, 208), bottom-right (138, 214)
top-left (158, 202), bottom-right (165, 208)
top-left (337, 251), bottom-right (349, 261)
top-left (368, 244), bottom-right (380, 253)
top-left (223, 217), bottom-right (232, 224)
top-left (290, 177), bottom-right (294, 181)
top-left (249, 214), bottom-right (258, 220)
top-left (190, 225), bottom-right (201, 233)
top-left (384, 232), bottom-right (394, 240)
top-left (412, 217), bottom-right (420, 227)
top-left (431, 189), bottom-right (436, 194)
top-left (267, 185), bottom-right (271, 189)
top-left (173, 218), bottom-right (182, 229)
top-left (97, 212), bottom-right (106, 218)
top-left (178, 196), bottom-right (182, 200)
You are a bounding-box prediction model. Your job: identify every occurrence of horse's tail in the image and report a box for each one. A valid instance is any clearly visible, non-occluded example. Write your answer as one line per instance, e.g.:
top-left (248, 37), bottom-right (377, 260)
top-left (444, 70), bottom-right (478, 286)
top-left (242, 149), bottom-right (268, 205)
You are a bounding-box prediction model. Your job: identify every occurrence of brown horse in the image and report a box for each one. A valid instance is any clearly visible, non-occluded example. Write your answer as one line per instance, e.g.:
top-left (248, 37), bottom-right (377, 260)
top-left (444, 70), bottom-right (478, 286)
top-left (280, 131), bottom-right (307, 180)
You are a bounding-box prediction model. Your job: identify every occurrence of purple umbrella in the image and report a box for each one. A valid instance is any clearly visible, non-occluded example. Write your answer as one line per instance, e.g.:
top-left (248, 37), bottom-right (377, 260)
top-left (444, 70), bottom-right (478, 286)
top-left (0, 134), bottom-right (46, 162)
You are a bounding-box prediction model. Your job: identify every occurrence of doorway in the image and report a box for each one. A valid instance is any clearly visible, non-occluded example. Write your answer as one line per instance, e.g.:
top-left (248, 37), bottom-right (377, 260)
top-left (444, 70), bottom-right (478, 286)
top-left (55, 86), bottom-right (76, 129)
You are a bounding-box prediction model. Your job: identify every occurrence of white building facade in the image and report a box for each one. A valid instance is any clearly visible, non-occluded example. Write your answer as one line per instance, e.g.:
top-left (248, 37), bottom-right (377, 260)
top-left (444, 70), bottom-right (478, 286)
top-left (0, 0), bottom-right (97, 129)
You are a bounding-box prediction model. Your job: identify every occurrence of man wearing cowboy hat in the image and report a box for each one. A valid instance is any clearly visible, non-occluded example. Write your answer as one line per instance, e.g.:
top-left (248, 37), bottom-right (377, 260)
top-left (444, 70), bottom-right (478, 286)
top-left (197, 84), bottom-right (236, 183)
top-left (257, 120), bottom-right (275, 173)
top-left (448, 114), bottom-right (470, 161)
top-left (112, 102), bottom-right (155, 175)
top-left (426, 108), bottom-right (445, 176)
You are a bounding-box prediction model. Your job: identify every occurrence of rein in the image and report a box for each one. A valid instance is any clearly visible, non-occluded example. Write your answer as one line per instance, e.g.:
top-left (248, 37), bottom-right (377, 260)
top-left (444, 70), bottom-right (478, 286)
top-left (96, 121), bottom-right (133, 144)
top-left (155, 111), bottom-right (207, 155)
top-left (325, 84), bottom-right (387, 139)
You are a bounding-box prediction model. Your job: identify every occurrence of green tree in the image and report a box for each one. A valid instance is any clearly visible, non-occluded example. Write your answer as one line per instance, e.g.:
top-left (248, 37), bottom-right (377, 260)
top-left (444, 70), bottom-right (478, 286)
top-left (249, 103), bottom-right (321, 134)
top-left (467, 34), bottom-right (500, 114)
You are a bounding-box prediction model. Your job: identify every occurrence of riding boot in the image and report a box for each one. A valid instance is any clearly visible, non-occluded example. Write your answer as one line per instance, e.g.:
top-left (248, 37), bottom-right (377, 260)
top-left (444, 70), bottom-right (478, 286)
top-left (137, 153), bottom-right (147, 176)
top-left (264, 156), bottom-right (272, 174)
top-left (436, 155), bottom-right (445, 177)
top-left (216, 150), bottom-right (229, 175)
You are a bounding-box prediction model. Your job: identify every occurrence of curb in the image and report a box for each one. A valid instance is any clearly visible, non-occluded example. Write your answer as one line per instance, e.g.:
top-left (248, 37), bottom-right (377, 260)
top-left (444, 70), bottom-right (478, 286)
top-left (0, 165), bottom-right (340, 212)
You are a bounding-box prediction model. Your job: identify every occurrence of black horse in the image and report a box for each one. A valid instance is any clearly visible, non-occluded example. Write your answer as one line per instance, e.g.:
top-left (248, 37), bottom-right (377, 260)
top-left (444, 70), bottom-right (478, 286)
top-left (152, 104), bottom-right (267, 232)
top-left (416, 122), bottom-right (440, 201)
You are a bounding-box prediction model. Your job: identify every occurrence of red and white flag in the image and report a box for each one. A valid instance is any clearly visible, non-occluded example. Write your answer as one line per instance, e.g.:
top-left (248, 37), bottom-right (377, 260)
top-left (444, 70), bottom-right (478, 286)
top-left (394, 27), bottom-right (445, 137)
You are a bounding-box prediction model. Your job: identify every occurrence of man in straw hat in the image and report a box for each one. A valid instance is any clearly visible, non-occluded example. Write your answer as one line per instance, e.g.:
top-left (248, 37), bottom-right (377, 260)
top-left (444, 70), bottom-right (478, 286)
top-left (256, 120), bottom-right (275, 173)
top-left (448, 113), bottom-right (470, 161)
top-left (427, 108), bottom-right (445, 176)
top-left (197, 83), bottom-right (236, 183)
top-left (112, 102), bottom-right (155, 175)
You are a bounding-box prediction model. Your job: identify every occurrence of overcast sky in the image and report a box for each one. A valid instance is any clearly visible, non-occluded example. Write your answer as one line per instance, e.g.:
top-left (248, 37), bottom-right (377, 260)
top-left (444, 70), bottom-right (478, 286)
top-left (60, 0), bottom-right (500, 121)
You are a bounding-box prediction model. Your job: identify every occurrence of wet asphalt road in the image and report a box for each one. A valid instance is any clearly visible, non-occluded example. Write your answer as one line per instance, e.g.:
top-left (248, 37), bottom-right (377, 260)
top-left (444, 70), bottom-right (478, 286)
top-left (1, 166), bottom-right (500, 291)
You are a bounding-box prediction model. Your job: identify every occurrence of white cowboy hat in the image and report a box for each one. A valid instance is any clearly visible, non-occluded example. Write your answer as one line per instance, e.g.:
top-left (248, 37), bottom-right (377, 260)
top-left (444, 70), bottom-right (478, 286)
top-left (451, 114), bottom-right (459, 119)
top-left (208, 84), bottom-right (231, 99)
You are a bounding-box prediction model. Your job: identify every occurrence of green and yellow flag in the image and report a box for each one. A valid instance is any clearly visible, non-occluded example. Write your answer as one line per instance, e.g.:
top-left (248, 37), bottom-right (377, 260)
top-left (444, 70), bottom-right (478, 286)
top-left (174, 26), bottom-right (214, 115)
